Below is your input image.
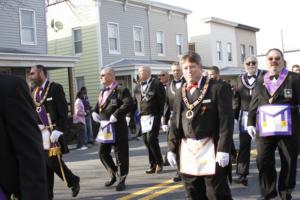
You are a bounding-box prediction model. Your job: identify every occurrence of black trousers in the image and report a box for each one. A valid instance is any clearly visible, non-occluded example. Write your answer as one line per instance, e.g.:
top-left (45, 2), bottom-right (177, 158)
top-left (236, 132), bottom-right (251, 176)
top-left (181, 164), bottom-right (232, 200)
top-left (45, 152), bottom-right (79, 199)
top-left (98, 139), bottom-right (129, 179)
top-left (142, 116), bottom-right (163, 167)
top-left (256, 136), bottom-right (297, 200)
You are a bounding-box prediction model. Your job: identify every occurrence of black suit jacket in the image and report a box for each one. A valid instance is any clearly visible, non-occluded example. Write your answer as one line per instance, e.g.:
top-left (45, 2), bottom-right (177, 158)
top-left (163, 78), bottom-right (186, 125)
top-left (0, 74), bottom-right (48, 200)
top-left (94, 84), bottom-right (133, 139)
top-left (134, 78), bottom-right (166, 117)
top-left (169, 77), bottom-right (234, 153)
top-left (37, 81), bottom-right (69, 153)
top-left (248, 71), bottom-right (300, 136)
top-left (233, 70), bottom-right (264, 119)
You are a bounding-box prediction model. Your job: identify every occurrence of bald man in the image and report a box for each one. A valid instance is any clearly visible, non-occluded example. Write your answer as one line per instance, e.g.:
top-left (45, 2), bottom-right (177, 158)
top-left (134, 66), bottom-right (166, 174)
top-left (92, 67), bottom-right (133, 191)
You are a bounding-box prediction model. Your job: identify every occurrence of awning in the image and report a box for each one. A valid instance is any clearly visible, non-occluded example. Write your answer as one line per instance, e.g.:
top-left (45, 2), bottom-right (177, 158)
top-left (0, 52), bottom-right (80, 68)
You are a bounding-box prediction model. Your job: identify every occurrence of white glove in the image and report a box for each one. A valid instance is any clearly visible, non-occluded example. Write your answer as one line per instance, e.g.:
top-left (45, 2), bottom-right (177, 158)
top-left (109, 115), bottom-right (117, 123)
top-left (247, 126), bottom-right (256, 139)
top-left (125, 116), bottom-right (131, 126)
top-left (162, 125), bottom-right (169, 132)
top-left (167, 151), bottom-right (177, 168)
top-left (50, 130), bottom-right (63, 143)
top-left (215, 152), bottom-right (229, 167)
top-left (92, 112), bottom-right (101, 123)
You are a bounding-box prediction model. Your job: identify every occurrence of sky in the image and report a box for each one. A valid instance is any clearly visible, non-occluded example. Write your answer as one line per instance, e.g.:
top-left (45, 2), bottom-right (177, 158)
top-left (153, 0), bottom-right (300, 67)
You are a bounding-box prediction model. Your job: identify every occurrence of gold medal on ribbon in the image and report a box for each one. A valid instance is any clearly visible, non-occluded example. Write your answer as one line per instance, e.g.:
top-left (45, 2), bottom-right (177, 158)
top-left (182, 78), bottom-right (210, 120)
top-left (186, 110), bottom-right (194, 119)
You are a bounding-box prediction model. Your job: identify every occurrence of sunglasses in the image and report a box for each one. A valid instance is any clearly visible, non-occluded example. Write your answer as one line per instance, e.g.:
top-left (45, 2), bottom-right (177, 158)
top-left (159, 74), bottom-right (166, 77)
top-left (245, 61), bottom-right (257, 66)
top-left (268, 57), bottom-right (281, 61)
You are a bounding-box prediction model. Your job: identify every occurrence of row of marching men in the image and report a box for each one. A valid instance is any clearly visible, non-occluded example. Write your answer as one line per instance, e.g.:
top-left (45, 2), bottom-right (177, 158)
top-left (1, 48), bottom-right (299, 200)
top-left (91, 48), bottom-right (300, 200)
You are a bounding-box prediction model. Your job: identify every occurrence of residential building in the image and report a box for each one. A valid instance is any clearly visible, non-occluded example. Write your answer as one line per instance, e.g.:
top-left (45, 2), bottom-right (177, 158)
top-left (0, 0), bottom-right (79, 111)
top-left (47, 0), bottom-right (190, 105)
top-left (188, 17), bottom-right (259, 79)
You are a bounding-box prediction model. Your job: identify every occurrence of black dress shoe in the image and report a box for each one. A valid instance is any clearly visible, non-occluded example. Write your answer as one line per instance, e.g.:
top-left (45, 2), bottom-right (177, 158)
top-left (71, 179), bottom-right (80, 197)
top-left (145, 167), bottom-right (156, 174)
top-left (173, 172), bottom-right (182, 182)
top-left (116, 181), bottom-right (126, 191)
top-left (234, 175), bottom-right (248, 186)
top-left (105, 175), bottom-right (117, 187)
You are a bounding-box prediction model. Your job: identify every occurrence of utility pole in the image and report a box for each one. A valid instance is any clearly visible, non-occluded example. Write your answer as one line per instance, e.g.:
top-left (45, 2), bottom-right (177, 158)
top-left (281, 29), bottom-right (285, 55)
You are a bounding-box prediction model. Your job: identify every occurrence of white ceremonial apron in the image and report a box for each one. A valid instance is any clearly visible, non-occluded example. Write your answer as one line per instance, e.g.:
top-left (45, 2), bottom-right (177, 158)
top-left (96, 120), bottom-right (116, 143)
top-left (140, 115), bottom-right (154, 134)
top-left (38, 124), bottom-right (50, 149)
top-left (257, 104), bottom-right (292, 137)
top-left (180, 137), bottom-right (216, 176)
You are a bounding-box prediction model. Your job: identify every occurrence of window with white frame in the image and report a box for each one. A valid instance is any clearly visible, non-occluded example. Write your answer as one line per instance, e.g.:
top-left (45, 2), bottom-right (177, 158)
top-left (108, 22), bottom-right (120, 54)
top-left (73, 28), bottom-right (82, 54)
top-left (216, 41), bottom-right (222, 61)
top-left (133, 26), bottom-right (144, 55)
top-left (176, 34), bottom-right (183, 56)
top-left (19, 9), bottom-right (36, 45)
top-left (241, 44), bottom-right (246, 62)
top-left (249, 45), bottom-right (254, 55)
top-left (156, 31), bottom-right (164, 55)
top-left (227, 42), bottom-right (232, 62)
top-left (76, 76), bottom-right (85, 92)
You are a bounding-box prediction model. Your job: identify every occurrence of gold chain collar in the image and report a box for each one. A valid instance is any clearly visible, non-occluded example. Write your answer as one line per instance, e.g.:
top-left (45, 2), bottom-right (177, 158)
top-left (182, 78), bottom-right (210, 119)
top-left (33, 82), bottom-right (52, 108)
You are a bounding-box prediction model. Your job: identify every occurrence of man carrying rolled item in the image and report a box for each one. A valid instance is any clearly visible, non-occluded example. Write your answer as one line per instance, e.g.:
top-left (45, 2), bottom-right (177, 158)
top-left (29, 65), bottom-right (80, 200)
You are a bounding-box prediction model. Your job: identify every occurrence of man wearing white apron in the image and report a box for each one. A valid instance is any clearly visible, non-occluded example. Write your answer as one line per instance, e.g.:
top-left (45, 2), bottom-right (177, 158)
top-left (247, 48), bottom-right (300, 200)
top-left (167, 52), bottom-right (234, 200)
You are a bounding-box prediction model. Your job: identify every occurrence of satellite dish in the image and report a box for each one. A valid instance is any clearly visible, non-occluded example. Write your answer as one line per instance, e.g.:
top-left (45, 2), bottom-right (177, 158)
top-left (50, 19), bottom-right (64, 32)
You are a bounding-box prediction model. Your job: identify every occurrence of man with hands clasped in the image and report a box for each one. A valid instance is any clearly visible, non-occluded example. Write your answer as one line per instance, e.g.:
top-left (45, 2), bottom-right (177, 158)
top-left (92, 67), bottom-right (133, 191)
top-left (167, 52), bottom-right (234, 200)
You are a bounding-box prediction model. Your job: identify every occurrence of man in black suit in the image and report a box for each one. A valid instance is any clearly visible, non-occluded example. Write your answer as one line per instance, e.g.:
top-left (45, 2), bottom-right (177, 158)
top-left (167, 52), bottom-right (233, 200)
top-left (0, 74), bottom-right (48, 200)
top-left (29, 65), bottom-right (80, 200)
top-left (92, 67), bottom-right (133, 191)
top-left (247, 49), bottom-right (300, 200)
top-left (163, 62), bottom-right (185, 182)
top-left (232, 56), bottom-right (263, 186)
top-left (134, 66), bottom-right (166, 174)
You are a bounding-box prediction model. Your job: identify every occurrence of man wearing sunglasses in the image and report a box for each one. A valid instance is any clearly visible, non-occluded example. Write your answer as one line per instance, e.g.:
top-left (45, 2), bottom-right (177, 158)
top-left (247, 48), bottom-right (300, 200)
top-left (233, 56), bottom-right (263, 186)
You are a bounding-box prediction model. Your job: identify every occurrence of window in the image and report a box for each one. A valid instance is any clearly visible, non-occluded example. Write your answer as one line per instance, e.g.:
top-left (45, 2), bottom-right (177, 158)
top-left (108, 22), bottom-right (120, 54)
top-left (133, 26), bottom-right (144, 55)
top-left (227, 42), bottom-right (232, 62)
top-left (73, 28), bottom-right (82, 54)
top-left (76, 76), bottom-right (85, 92)
top-left (156, 31), bottom-right (164, 55)
top-left (19, 9), bottom-right (36, 45)
top-left (176, 34), bottom-right (183, 56)
top-left (241, 44), bottom-right (246, 62)
top-left (216, 41), bottom-right (222, 61)
top-left (189, 43), bottom-right (196, 52)
top-left (249, 45), bottom-right (254, 55)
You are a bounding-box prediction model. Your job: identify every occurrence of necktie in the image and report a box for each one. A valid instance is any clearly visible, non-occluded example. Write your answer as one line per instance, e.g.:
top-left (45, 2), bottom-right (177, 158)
top-left (173, 79), bottom-right (181, 84)
top-left (141, 81), bottom-right (147, 86)
top-left (103, 87), bottom-right (110, 91)
top-left (269, 74), bottom-right (279, 80)
top-left (247, 75), bottom-right (256, 79)
top-left (36, 87), bottom-right (43, 102)
top-left (186, 82), bottom-right (198, 91)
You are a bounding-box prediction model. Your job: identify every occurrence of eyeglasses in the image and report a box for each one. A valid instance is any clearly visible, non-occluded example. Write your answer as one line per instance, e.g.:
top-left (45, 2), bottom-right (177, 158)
top-left (245, 61), bottom-right (257, 66)
top-left (268, 57), bottom-right (281, 61)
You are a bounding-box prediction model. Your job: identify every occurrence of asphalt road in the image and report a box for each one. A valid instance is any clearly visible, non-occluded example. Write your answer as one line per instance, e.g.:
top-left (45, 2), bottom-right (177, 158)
top-left (53, 133), bottom-right (300, 200)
